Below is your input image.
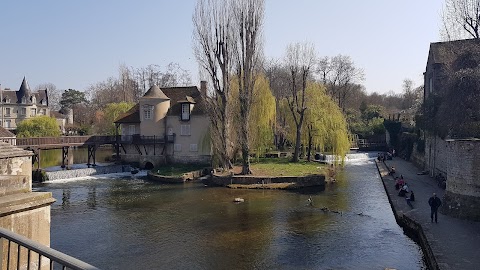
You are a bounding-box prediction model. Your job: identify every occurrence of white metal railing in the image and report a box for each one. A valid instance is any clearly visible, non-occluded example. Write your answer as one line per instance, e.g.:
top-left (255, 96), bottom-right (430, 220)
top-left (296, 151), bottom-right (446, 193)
top-left (0, 227), bottom-right (99, 270)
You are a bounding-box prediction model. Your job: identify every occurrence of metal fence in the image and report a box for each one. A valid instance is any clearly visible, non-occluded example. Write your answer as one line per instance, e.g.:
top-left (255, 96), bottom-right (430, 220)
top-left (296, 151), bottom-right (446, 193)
top-left (0, 227), bottom-right (99, 270)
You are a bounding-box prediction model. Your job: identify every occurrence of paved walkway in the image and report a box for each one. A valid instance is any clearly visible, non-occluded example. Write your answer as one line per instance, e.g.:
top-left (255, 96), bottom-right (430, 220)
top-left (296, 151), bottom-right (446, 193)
top-left (379, 157), bottom-right (480, 270)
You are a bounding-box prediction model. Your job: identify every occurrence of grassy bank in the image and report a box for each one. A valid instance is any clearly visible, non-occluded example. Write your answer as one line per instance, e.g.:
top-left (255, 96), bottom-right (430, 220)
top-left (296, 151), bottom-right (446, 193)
top-left (246, 158), bottom-right (327, 176)
top-left (152, 158), bottom-right (327, 177)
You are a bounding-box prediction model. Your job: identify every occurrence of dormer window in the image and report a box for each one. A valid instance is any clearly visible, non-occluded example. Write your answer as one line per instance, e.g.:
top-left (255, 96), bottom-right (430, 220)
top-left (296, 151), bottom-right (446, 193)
top-left (143, 105), bottom-right (153, 120)
top-left (181, 103), bottom-right (190, 121)
top-left (21, 97), bottom-right (26, 104)
top-left (31, 96), bottom-right (36, 103)
top-left (3, 97), bottom-right (10, 103)
top-left (41, 99), bottom-right (47, 105)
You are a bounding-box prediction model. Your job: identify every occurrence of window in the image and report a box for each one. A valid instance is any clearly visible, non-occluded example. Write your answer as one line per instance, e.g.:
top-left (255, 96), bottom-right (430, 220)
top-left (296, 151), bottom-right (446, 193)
top-left (4, 120), bottom-right (11, 128)
top-left (21, 108), bottom-right (26, 115)
top-left (181, 103), bottom-right (190, 121)
top-left (41, 99), bottom-right (47, 105)
top-left (5, 108), bottom-right (10, 116)
top-left (40, 108), bottom-right (47, 115)
top-left (189, 144), bottom-right (198, 152)
top-left (21, 97), bottom-right (26, 104)
top-left (429, 78), bottom-right (433, 93)
top-left (30, 108), bottom-right (36, 116)
top-left (174, 144), bottom-right (182, 152)
top-left (31, 96), bottom-right (36, 103)
top-left (180, 124), bottom-right (191, 136)
top-left (143, 105), bottom-right (153, 120)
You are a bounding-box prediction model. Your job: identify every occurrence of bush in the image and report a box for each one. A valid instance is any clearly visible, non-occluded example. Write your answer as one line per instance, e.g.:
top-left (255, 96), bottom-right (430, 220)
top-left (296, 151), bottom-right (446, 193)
top-left (32, 169), bottom-right (48, 182)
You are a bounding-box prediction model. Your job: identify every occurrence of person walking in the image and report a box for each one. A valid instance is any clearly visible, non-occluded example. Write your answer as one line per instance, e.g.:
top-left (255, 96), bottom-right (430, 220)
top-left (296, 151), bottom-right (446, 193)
top-left (428, 193), bottom-right (442, 223)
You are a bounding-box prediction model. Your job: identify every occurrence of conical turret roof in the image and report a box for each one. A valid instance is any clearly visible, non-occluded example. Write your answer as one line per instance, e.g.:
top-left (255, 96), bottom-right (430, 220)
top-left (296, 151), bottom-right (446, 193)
top-left (143, 85), bottom-right (170, 99)
top-left (16, 76), bottom-right (32, 103)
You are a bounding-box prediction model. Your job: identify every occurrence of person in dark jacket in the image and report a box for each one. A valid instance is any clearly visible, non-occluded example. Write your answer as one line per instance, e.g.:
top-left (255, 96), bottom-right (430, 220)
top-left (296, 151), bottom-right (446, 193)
top-left (428, 193), bottom-right (442, 223)
top-left (406, 190), bottom-right (415, 208)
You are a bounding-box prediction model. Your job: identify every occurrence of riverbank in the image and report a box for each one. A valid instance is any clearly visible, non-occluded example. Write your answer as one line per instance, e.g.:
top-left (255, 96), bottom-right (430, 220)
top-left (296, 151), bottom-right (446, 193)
top-left (376, 158), bottom-right (480, 270)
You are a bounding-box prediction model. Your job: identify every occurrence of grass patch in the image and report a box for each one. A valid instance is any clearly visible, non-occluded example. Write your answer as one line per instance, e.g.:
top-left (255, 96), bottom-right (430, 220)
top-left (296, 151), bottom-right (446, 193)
top-left (245, 158), bottom-right (326, 176)
top-left (153, 164), bottom-right (207, 177)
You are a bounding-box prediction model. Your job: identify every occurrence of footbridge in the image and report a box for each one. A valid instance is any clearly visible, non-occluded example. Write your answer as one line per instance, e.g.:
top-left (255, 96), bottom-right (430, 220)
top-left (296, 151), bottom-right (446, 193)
top-left (3, 135), bottom-right (174, 169)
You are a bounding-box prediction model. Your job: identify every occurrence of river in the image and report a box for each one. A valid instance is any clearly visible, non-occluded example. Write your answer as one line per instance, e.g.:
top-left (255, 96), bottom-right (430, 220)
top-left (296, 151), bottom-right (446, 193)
top-left (34, 154), bottom-right (426, 269)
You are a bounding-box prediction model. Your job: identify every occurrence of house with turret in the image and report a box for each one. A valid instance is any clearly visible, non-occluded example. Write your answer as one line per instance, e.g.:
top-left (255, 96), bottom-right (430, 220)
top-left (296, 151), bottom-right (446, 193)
top-left (0, 77), bottom-right (50, 132)
top-left (114, 81), bottom-right (211, 168)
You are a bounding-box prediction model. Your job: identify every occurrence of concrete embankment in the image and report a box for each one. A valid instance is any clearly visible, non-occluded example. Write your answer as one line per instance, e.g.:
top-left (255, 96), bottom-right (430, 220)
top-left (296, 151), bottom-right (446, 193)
top-left (375, 160), bottom-right (438, 270)
top-left (45, 165), bottom-right (132, 181)
top-left (207, 174), bottom-right (326, 189)
top-left (376, 158), bottom-right (480, 270)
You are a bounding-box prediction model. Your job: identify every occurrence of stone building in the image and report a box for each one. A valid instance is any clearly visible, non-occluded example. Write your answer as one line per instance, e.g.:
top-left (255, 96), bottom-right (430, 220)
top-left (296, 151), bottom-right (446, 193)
top-left (0, 141), bottom-right (55, 268)
top-left (114, 82), bottom-right (211, 168)
top-left (423, 39), bottom-right (480, 220)
top-left (0, 77), bottom-right (50, 132)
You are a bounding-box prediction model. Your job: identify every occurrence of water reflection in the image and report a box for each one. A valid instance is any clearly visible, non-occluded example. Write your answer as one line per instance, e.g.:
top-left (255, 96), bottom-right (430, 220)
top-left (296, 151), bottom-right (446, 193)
top-left (34, 147), bottom-right (113, 169)
top-left (61, 189), bottom-right (70, 209)
top-left (35, 158), bottom-right (426, 270)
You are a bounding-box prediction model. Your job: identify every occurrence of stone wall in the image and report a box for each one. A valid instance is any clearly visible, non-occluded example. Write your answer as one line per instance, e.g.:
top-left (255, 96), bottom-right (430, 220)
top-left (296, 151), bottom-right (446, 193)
top-left (0, 142), bottom-right (55, 269)
top-left (167, 155), bottom-right (210, 165)
top-left (0, 156), bottom-right (32, 190)
top-left (425, 134), bottom-right (448, 177)
top-left (119, 145), bottom-right (211, 168)
top-left (410, 142), bottom-right (425, 170)
top-left (46, 165), bottom-right (132, 181)
top-left (442, 139), bottom-right (480, 220)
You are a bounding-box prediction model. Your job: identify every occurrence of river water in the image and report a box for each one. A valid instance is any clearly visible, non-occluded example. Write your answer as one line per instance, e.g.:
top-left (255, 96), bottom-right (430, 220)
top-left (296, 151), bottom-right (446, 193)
top-left (34, 154), bottom-right (425, 270)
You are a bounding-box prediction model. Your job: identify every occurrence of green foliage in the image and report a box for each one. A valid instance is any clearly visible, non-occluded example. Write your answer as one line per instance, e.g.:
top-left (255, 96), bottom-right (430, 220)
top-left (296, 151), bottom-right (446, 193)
top-left (280, 82), bottom-right (350, 161)
top-left (99, 102), bottom-right (135, 135)
top-left (60, 89), bottom-right (87, 110)
top-left (17, 116), bottom-right (61, 138)
top-left (32, 169), bottom-right (49, 182)
top-left (248, 74), bottom-right (276, 157)
top-left (361, 104), bottom-right (385, 123)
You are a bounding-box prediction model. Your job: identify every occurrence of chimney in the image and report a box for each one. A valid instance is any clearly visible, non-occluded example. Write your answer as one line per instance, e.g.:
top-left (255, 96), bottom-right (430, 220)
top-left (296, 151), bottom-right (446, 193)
top-left (200, 81), bottom-right (207, 97)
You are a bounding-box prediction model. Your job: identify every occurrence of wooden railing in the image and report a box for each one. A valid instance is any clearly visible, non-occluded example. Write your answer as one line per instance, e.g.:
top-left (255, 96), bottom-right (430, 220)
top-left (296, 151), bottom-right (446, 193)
top-left (3, 134), bottom-right (175, 148)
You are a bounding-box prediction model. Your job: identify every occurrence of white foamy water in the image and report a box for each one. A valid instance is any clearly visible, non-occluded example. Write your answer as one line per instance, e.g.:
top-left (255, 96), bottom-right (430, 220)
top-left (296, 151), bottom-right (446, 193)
top-left (42, 170), bottom-right (148, 184)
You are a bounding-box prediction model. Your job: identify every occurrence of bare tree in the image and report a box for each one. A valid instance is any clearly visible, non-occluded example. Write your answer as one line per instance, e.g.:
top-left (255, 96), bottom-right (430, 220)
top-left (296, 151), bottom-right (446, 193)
top-left (441, 0), bottom-right (480, 40)
top-left (317, 55), bottom-right (364, 111)
top-left (35, 83), bottom-right (61, 111)
top-left (193, 0), bottom-right (234, 169)
top-left (285, 42), bottom-right (316, 162)
top-left (232, 0), bottom-right (265, 174)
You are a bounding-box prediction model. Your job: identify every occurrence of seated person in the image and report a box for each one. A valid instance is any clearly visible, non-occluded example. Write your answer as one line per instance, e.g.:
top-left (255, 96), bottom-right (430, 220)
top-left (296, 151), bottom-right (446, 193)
top-left (398, 183), bottom-right (409, 197)
top-left (389, 166), bottom-right (396, 175)
top-left (394, 177), bottom-right (401, 190)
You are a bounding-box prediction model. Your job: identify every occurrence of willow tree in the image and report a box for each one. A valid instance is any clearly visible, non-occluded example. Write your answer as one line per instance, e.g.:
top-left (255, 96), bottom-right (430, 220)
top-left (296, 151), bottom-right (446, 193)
top-left (231, 74), bottom-right (275, 161)
top-left (193, 0), bottom-right (234, 169)
top-left (249, 74), bottom-right (276, 158)
top-left (280, 82), bottom-right (350, 163)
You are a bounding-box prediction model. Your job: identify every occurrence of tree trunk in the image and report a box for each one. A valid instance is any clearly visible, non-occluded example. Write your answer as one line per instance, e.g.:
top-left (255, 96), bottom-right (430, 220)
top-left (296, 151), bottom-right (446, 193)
top-left (293, 123), bottom-right (302, 162)
top-left (307, 127), bottom-right (312, 162)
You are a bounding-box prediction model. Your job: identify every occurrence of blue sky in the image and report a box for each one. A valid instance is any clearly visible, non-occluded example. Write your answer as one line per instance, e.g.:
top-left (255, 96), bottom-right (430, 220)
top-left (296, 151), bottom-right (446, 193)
top-left (0, 0), bottom-right (444, 94)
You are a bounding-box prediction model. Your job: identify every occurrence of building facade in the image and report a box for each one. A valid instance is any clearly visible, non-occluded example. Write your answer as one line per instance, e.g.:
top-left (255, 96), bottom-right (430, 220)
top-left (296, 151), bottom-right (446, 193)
top-left (0, 77), bottom-right (50, 132)
top-left (423, 39), bottom-right (480, 220)
top-left (115, 82), bottom-right (211, 168)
